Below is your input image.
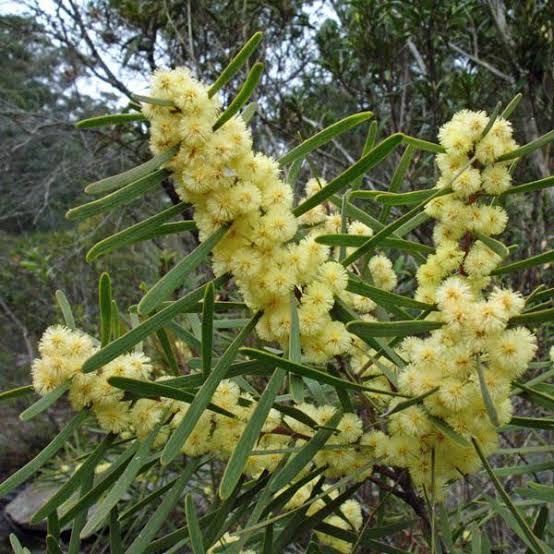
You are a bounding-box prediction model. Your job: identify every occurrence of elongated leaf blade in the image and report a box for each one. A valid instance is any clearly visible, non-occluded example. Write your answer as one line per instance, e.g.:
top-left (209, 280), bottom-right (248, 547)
top-left (127, 459), bottom-right (204, 554)
top-left (496, 130), bottom-right (554, 162)
top-left (220, 368), bottom-right (286, 499)
top-left (55, 290), bottom-right (76, 329)
top-left (82, 276), bottom-right (227, 373)
top-left (33, 435), bottom-right (114, 523)
top-left (76, 112), bottom-right (146, 129)
top-left (19, 380), bottom-right (71, 421)
top-left (501, 175), bottom-right (554, 196)
top-left (99, 272), bottom-right (112, 347)
top-left (139, 227), bottom-right (227, 315)
top-left (401, 134), bottom-right (445, 153)
top-left (213, 62), bottom-right (264, 131)
top-left (108, 376), bottom-right (234, 418)
top-left (80, 426), bottom-right (160, 537)
top-left (293, 134), bottom-right (403, 217)
top-left (270, 410), bottom-right (342, 492)
top-left (161, 313), bottom-right (260, 465)
top-left (202, 282), bottom-right (215, 378)
top-left (67, 169), bottom-right (170, 221)
top-left (347, 278), bottom-right (435, 311)
top-left (0, 384), bottom-right (34, 402)
top-left (279, 112), bottom-right (373, 167)
top-left (85, 147), bottom-right (177, 195)
top-left (0, 410), bottom-right (88, 499)
top-left (208, 32), bottom-right (263, 97)
top-left (347, 319), bottom-right (443, 338)
top-left (241, 348), bottom-right (408, 397)
top-left (184, 493), bottom-right (205, 554)
top-left (492, 250), bottom-right (553, 275)
top-left (86, 202), bottom-right (188, 261)
top-left (472, 438), bottom-right (548, 553)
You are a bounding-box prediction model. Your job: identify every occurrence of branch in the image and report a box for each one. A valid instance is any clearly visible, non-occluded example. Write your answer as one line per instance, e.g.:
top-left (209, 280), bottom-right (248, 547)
top-left (448, 42), bottom-right (514, 83)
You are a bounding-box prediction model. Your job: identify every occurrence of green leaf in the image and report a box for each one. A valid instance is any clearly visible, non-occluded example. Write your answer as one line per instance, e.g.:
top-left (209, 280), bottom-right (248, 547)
top-left (84, 146), bottom-right (178, 195)
top-left (493, 461), bottom-right (554, 477)
top-left (428, 415), bottom-right (470, 447)
top-left (492, 250), bottom-right (554, 275)
top-left (208, 32), bottom-right (263, 98)
top-left (509, 308), bottom-right (554, 327)
top-left (473, 438), bottom-right (548, 554)
top-left (67, 472), bottom-right (93, 554)
top-left (55, 289), bottom-right (76, 329)
top-left (269, 409), bottom-right (342, 493)
top-left (213, 62), bottom-right (264, 131)
top-left (109, 507), bottom-right (122, 553)
top-left (118, 476), bottom-right (177, 521)
top-left (184, 493), bottom-right (205, 554)
top-left (501, 175), bottom-right (554, 196)
top-left (289, 295), bottom-right (304, 402)
top-left (500, 93), bottom-right (522, 119)
top-left (75, 112), bottom-right (147, 129)
top-left (46, 536), bottom-right (63, 554)
top-left (476, 360), bottom-right (499, 427)
top-left (480, 101), bottom-right (502, 139)
top-left (241, 348), bottom-right (408, 397)
top-left (347, 319), bottom-right (443, 338)
top-left (127, 459), bottom-right (205, 554)
top-left (401, 134), bottom-right (445, 153)
top-left (346, 278), bottom-right (435, 311)
top-left (474, 232), bottom-right (510, 259)
top-left (67, 169), bottom-right (170, 221)
top-left (202, 282), bottom-right (215, 379)
top-left (161, 313), bottom-right (260, 466)
top-left (108, 376), bottom-right (234, 418)
top-left (496, 130), bottom-right (554, 162)
top-left (32, 434), bottom-right (114, 523)
top-left (379, 145), bottom-right (415, 221)
top-left (278, 112), bottom-right (373, 167)
top-left (220, 368), bottom-right (286, 499)
top-left (139, 226), bottom-right (227, 315)
top-left (274, 483), bottom-right (362, 550)
top-left (80, 425), bottom-right (161, 537)
top-left (241, 101), bottom-right (258, 123)
top-left (293, 133), bottom-right (403, 217)
top-left (315, 233), bottom-right (434, 255)
top-left (133, 94), bottom-right (175, 106)
top-left (59, 442), bottom-right (139, 527)
top-left (9, 534), bottom-right (26, 554)
top-left (514, 483), bottom-right (554, 503)
top-left (263, 525), bottom-right (273, 554)
top-left (86, 202), bottom-right (188, 261)
top-left (379, 188), bottom-right (446, 205)
top-left (384, 387), bottom-right (439, 416)
top-left (99, 272), bottom-right (112, 347)
top-left (19, 380), bottom-right (71, 421)
top-left (47, 511), bottom-right (60, 543)
top-left (508, 416), bottom-right (554, 430)
top-left (0, 385), bottom-right (34, 402)
top-left (341, 187), bottom-right (444, 265)
top-left (0, 410), bottom-right (88, 499)
top-left (82, 276), bottom-right (226, 373)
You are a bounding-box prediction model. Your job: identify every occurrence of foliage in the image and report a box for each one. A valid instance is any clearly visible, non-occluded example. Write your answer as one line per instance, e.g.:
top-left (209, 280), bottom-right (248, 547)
top-left (1, 27), bottom-right (553, 554)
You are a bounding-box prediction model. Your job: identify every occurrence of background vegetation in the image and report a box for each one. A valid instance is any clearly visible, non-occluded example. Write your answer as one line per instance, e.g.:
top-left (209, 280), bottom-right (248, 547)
top-left (0, 0), bottom-right (552, 551)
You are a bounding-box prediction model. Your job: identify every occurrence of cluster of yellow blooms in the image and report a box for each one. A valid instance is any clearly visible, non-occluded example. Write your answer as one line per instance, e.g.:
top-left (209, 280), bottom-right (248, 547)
top-left (29, 66), bottom-right (541, 547)
top-left (144, 68), bottom-right (397, 363)
top-left (375, 110), bottom-right (537, 493)
top-left (32, 325), bottom-right (369, 552)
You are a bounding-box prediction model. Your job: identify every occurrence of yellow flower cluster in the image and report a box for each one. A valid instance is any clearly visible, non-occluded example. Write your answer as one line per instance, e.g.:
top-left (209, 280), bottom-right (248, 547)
top-left (143, 68), bottom-right (397, 364)
top-left (31, 324), bottom-right (367, 550)
top-left (379, 110), bottom-right (537, 493)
